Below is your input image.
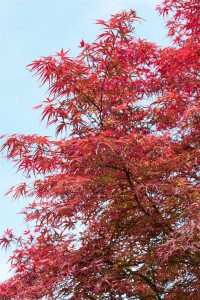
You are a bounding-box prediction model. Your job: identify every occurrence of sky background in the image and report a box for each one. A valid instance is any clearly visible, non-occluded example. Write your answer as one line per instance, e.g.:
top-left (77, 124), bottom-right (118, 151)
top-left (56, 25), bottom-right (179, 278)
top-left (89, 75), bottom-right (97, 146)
top-left (0, 0), bottom-right (168, 282)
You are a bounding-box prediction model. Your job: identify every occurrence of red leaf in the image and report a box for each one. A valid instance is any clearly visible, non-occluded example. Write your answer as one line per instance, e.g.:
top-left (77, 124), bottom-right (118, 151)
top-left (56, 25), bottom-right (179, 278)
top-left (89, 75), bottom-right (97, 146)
top-left (79, 39), bottom-right (85, 48)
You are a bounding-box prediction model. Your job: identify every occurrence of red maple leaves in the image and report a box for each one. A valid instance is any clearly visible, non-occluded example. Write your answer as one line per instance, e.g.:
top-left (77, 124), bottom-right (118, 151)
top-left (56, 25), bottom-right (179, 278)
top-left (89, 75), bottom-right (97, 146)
top-left (0, 0), bottom-right (200, 299)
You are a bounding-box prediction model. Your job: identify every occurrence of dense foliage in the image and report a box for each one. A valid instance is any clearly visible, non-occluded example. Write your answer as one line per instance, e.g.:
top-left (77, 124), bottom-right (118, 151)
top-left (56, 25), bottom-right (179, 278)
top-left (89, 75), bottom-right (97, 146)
top-left (0, 0), bottom-right (199, 299)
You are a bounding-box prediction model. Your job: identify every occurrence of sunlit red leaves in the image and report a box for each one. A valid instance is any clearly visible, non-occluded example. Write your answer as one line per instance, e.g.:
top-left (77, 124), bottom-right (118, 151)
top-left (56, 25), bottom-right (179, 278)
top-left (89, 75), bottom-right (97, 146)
top-left (157, 0), bottom-right (200, 43)
top-left (0, 1), bottom-right (200, 299)
top-left (0, 229), bottom-right (15, 250)
top-left (55, 48), bottom-right (70, 60)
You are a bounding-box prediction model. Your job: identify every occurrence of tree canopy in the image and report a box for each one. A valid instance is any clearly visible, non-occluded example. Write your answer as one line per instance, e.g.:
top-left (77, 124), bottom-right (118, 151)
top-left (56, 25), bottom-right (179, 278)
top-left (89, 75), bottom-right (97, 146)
top-left (0, 0), bottom-right (200, 299)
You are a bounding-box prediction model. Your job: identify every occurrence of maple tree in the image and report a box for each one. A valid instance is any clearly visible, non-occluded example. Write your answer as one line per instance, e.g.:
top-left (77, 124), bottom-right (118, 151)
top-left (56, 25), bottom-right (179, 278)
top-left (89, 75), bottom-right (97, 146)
top-left (0, 0), bottom-right (200, 299)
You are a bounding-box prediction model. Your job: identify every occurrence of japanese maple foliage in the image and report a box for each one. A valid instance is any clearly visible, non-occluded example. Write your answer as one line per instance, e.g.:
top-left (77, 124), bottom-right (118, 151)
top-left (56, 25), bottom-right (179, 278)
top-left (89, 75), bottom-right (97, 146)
top-left (0, 1), bottom-right (200, 299)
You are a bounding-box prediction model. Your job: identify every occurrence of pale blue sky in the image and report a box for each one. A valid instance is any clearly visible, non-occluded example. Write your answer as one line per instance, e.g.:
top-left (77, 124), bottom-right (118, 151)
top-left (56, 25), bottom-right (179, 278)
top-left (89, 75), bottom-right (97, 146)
top-left (0, 0), bottom-right (167, 282)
